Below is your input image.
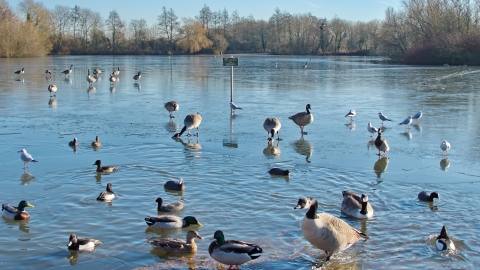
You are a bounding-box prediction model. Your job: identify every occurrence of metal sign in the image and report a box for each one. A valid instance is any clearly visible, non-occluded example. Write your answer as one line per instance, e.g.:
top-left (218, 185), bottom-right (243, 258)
top-left (223, 58), bottom-right (238, 66)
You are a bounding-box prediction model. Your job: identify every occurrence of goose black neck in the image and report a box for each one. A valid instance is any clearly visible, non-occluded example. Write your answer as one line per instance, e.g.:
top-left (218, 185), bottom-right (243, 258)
top-left (178, 126), bottom-right (187, 136)
top-left (306, 105), bottom-right (310, 115)
top-left (360, 201), bottom-right (368, 215)
top-left (306, 199), bottom-right (318, 219)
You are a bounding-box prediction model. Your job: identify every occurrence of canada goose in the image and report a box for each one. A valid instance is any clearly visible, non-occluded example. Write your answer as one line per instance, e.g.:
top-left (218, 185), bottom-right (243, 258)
top-left (230, 101), bottom-right (242, 110)
top-left (45, 69), bottom-right (51, 76)
top-left (418, 191), bottom-right (440, 202)
top-left (97, 183), bottom-right (115, 201)
top-left (341, 191), bottom-right (374, 219)
top-left (268, 167), bottom-right (290, 176)
top-left (149, 230), bottom-right (203, 254)
top-left (93, 160), bottom-right (117, 173)
top-left (303, 62), bottom-right (308, 69)
top-left (86, 69), bottom-right (96, 85)
top-left (113, 67), bottom-right (120, 76)
top-left (367, 122), bottom-right (378, 138)
top-left (133, 71), bottom-right (141, 82)
top-left (68, 138), bottom-right (78, 147)
top-left (67, 234), bottom-right (102, 251)
top-left (48, 84), bottom-right (57, 97)
top-left (263, 117), bottom-right (282, 141)
top-left (289, 104), bottom-right (314, 135)
top-left (2, 200), bottom-right (34, 220)
top-left (295, 198), bottom-right (366, 262)
top-left (14, 68), bottom-right (24, 75)
top-left (345, 110), bottom-right (356, 121)
top-left (62, 65), bottom-right (73, 76)
top-left (399, 116), bottom-right (413, 129)
top-left (436, 226), bottom-right (455, 251)
top-left (209, 230), bottom-right (263, 269)
top-left (91, 136), bottom-right (101, 148)
top-left (173, 114), bottom-right (202, 138)
top-left (440, 140), bottom-right (451, 156)
top-left (109, 73), bottom-right (116, 84)
top-left (378, 112), bottom-right (393, 125)
top-left (413, 111), bottom-right (423, 123)
top-left (18, 149), bottom-right (37, 170)
top-left (164, 179), bottom-right (185, 191)
top-left (93, 68), bottom-right (102, 75)
top-left (374, 130), bottom-right (390, 156)
top-left (144, 215), bottom-right (202, 228)
top-left (164, 101), bottom-right (179, 118)
top-left (155, 197), bottom-right (184, 212)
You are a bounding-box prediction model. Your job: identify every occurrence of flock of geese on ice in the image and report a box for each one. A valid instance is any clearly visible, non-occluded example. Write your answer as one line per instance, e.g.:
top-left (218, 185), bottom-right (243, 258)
top-left (4, 65), bottom-right (455, 269)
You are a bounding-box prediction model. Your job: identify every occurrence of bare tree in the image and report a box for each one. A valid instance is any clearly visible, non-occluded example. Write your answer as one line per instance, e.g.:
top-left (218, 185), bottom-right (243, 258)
top-left (130, 18), bottom-right (148, 52)
top-left (70, 5), bottom-right (80, 39)
top-left (196, 4), bottom-right (212, 36)
top-left (157, 6), bottom-right (179, 51)
top-left (106, 10), bottom-right (125, 52)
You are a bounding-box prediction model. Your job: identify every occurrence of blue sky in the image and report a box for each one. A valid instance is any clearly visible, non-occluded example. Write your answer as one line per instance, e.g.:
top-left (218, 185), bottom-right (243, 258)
top-left (8, 0), bottom-right (403, 24)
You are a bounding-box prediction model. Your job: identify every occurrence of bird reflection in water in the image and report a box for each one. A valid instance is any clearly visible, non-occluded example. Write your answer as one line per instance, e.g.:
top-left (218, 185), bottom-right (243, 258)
top-left (165, 120), bottom-right (179, 133)
top-left (401, 131), bottom-right (412, 140)
top-left (345, 122), bottom-right (356, 130)
top-left (64, 77), bottom-right (72, 84)
top-left (263, 140), bottom-right (281, 158)
top-left (223, 111), bottom-right (238, 148)
top-left (440, 158), bottom-right (450, 171)
top-left (174, 137), bottom-right (202, 151)
top-left (412, 123), bottom-right (422, 132)
top-left (15, 78), bottom-right (24, 83)
top-left (95, 173), bottom-right (102, 182)
top-left (87, 86), bottom-right (96, 95)
top-left (68, 251), bottom-right (79, 265)
top-left (1, 218), bottom-right (30, 233)
top-left (134, 83), bottom-right (141, 91)
top-left (20, 173), bottom-right (35, 185)
top-left (367, 140), bottom-right (375, 151)
top-left (110, 85), bottom-right (115, 93)
top-left (293, 135), bottom-right (313, 163)
top-left (48, 97), bottom-right (57, 108)
top-left (374, 157), bottom-right (389, 178)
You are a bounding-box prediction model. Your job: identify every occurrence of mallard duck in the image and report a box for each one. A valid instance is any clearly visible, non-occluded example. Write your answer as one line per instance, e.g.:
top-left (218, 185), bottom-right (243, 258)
top-left (2, 200), bottom-right (34, 220)
top-left (62, 65), bottom-right (73, 76)
top-left (378, 112), bottom-right (393, 125)
top-left (263, 117), bottom-right (282, 141)
top-left (69, 138), bottom-right (78, 147)
top-left (48, 84), bottom-right (57, 97)
top-left (374, 130), bottom-right (390, 157)
top-left (441, 140), bottom-right (451, 156)
top-left (86, 69), bottom-right (96, 85)
top-left (413, 111), bottom-right (423, 123)
top-left (67, 233), bottom-right (102, 251)
top-left (91, 136), bottom-right (101, 148)
top-left (268, 167), bottom-right (290, 176)
top-left (14, 68), bottom-right (25, 75)
top-left (144, 215), bottom-right (201, 228)
top-left (341, 191), bottom-right (374, 219)
top-left (345, 110), bottom-right (356, 121)
top-left (18, 149), bottom-right (38, 170)
top-left (418, 191), bottom-right (440, 202)
top-left (93, 160), bottom-right (117, 173)
top-left (97, 183), bottom-right (115, 201)
top-left (173, 114), bottom-right (202, 138)
top-left (295, 198), bottom-right (366, 262)
top-left (289, 104), bottom-right (313, 135)
top-left (164, 179), bottom-right (185, 191)
top-left (436, 226), bottom-right (455, 251)
top-left (133, 71), bottom-right (141, 82)
top-left (209, 230), bottom-right (262, 269)
top-left (165, 101), bottom-right (179, 118)
top-left (113, 67), bottom-right (120, 76)
top-left (156, 197), bottom-right (184, 212)
top-left (149, 230), bottom-right (203, 254)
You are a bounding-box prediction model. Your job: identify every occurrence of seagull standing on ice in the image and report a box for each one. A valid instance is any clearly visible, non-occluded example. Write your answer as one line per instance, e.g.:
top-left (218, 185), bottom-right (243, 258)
top-left (367, 122), bottom-right (378, 138)
top-left (18, 149), bottom-right (37, 170)
top-left (230, 102), bottom-right (242, 111)
top-left (345, 110), bottom-right (356, 121)
top-left (378, 112), bottom-right (393, 125)
top-left (440, 140), bottom-right (451, 156)
top-left (412, 111), bottom-right (423, 123)
top-left (398, 116), bottom-right (413, 130)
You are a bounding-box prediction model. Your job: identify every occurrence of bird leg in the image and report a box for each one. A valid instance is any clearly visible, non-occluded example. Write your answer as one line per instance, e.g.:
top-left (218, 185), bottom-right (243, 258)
top-left (227, 266), bottom-right (233, 270)
top-left (277, 132), bottom-right (282, 141)
top-left (194, 127), bottom-right (199, 137)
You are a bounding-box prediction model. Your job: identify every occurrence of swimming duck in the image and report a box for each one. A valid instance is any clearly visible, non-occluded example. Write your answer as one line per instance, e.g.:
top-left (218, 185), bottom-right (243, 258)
top-left (374, 129), bottom-right (390, 156)
top-left (91, 136), bottom-right (101, 148)
top-left (173, 114), bottom-right (202, 138)
top-left (263, 117), bottom-right (282, 141)
top-left (14, 68), bottom-right (25, 75)
top-left (345, 110), bottom-right (356, 121)
top-left (149, 230), bottom-right (203, 254)
top-left (48, 84), bottom-right (57, 97)
top-left (18, 149), bottom-right (37, 170)
top-left (113, 67), bottom-right (120, 76)
top-left (209, 230), bottom-right (263, 269)
top-left (67, 233), bottom-right (102, 251)
top-left (440, 140), bottom-right (451, 156)
top-left (97, 183), bottom-right (115, 201)
top-left (164, 101), bottom-right (179, 118)
top-left (144, 215), bottom-right (201, 228)
top-left (418, 191), bottom-right (440, 202)
top-left (289, 104), bottom-right (313, 135)
top-left (436, 226), bottom-right (455, 251)
top-left (164, 179), bottom-right (185, 191)
top-left (133, 71), bottom-right (141, 82)
top-left (268, 167), bottom-right (290, 176)
top-left (2, 200), bottom-right (34, 220)
top-left (295, 198), bottom-right (366, 262)
top-left (69, 138), bottom-right (78, 147)
top-left (341, 191), bottom-right (374, 219)
top-left (62, 65), bottom-right (73, 76)
top-left (93, 160), bottom-right (117, 173)
top-left (378, 112), bottom-right (393, 125)
top-left (156, 197), bottom-right (184, 212)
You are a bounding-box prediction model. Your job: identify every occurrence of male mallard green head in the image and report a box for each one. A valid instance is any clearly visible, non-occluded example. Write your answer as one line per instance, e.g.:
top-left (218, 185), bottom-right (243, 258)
top-left (18, 200), bottom-right (34, 211)
top-left (183, 216), bottom-right (202, 226)
top-left (213, 230), bottom-right (226, 245)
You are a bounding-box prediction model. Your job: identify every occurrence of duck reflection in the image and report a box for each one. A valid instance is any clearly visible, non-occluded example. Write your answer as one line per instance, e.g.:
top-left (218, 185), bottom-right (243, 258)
top-left (412, 123), bottom-right (422, 132)
top-left (1, 218), bottom-right (30, 233)
top-left (110, 85), bottom-right (115, 93)
top-left (20, 173), bottom-right (35, 185)
top-left (134, 83), bottom-right (141, 91)
top-left (48, 97), bottom-right (57, 108)
top-left (70, 145), bottom-right (77, 153)
top-left (263, 140), bottom-right (281, 158)
top-left (68, 251), bottom-right (79, 265)
top-left (165, 120), bottom-right (179, 133)
top-left (293, 136), bottom-right (313, 163)
top-left (374, 157), bottom-right (389, 178)
top-left (94, 173), bottom-right (102, 182)
top-left (440, 158), bottom-right (450, 171)
top-left (345, 122), bottom-right (356, 130)
top-left (64, 77), bottom-right (72, 84)
top-left (401, 131), bottom-right (412, 140)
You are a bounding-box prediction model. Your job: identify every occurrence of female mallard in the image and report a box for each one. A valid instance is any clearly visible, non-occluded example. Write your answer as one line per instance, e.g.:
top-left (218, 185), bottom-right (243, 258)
top-left (341, 191), bottom-right (374, 219)
top-left (97, 183), bottom-right (115, 201)
top-left (93, 160), bottom-right (117, 173)
top-left (263, 117), bottom-right (282, 141)
top-left (149, 230), bottom-right (203, 254)
top-left (436, 226), bottom-right (456, 251)
top-left (156, 197), bottom-right (184, 212)
top-left (208, 230), bottom-right (263, 269)
top-left (295, 198), bottom-right (366, 262)
top-left (91, 136), bottom-right (101, 148)
top-left (2, 200), bottom-right (34, 220)
top-left (164, 179), bottom-right (185, 191)
top-left (289, 104), bottom-right (313, 135)
top-left (165, 101), bottom-right (179, 118)
top-left (67, 233), bottom-right (102, 251)
top-left (144, 215), bottom-right (201, 228)
top-left (173, 114), bottom-right (202, 138)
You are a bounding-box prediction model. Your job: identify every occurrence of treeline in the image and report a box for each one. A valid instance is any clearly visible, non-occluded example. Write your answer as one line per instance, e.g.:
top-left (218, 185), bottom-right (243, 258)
top-left (1, 0), bottom-right (480, 65)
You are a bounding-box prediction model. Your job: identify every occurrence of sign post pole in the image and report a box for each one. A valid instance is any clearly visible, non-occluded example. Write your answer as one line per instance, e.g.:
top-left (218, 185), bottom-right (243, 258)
top-left (230, 66), bottom-right (233, 102)
top-left (223, 57), bottom-right (238, 104)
